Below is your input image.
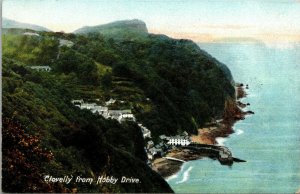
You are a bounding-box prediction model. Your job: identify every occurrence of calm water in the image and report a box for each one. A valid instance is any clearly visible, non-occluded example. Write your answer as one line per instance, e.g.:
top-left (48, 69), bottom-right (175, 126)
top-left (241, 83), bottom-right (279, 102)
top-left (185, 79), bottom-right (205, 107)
top-left (167, 42), bottom-right (300, 193)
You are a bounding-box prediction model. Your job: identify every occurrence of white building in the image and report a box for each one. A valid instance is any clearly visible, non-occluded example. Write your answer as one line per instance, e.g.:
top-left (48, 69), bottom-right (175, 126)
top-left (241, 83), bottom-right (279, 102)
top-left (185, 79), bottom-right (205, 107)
top-left (71, 98), bottom-right (139, 124)
top-left (30, 66), bottom-right (52, 72)
top-left (147, 153), bottom-right (154, 160)
top-left (105, 98), bottom-right (116, 106)
top-left (108, 110), bottom-right (131, 118)
top-left (59, 39), bottom-right (74, 47)
top-left (107, 110), bottom-right (121, 120)
top-left (91, 106), bottom-right (109, 117)
top-left (71, 99), bottom-right (84, 105)
top-left (159, 134), bottom-right (170, 141)
top-left (182, 131), bottom-right (189, 137)
top-left (141, 126), bottom-right (151, 138)
top-left (23, 32), bottom-right (39, 36)
top-left (148, 147), bottom-right (163, 158)
top-left (167, 136), bottom-right (191, 146)
top-left (80, 103), bottom-right (96, 110)
top-left (138, 123), bottom-right (152, 138)
top-left (147, 141), bottom-right (154, 149)
top-left (118, 113), bottom-right (136, 123)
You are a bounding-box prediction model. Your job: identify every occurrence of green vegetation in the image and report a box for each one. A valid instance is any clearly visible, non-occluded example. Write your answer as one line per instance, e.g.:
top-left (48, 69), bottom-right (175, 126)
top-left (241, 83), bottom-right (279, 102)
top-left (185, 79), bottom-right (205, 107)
top-left (68, 32), bottom-right (235, 137)
top-left (2, 20), bottom-right (235, 192)
top-left (2, 57), bottom-right (172, 193)
top-left (2, 33), bottom-right (58, 66)
top-left (74, 19), bottom-right (148, 40)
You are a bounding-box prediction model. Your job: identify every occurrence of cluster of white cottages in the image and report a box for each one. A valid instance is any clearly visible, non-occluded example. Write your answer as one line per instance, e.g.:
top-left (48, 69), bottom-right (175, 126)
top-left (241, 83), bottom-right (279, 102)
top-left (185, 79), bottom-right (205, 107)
top-left (30, 66), bottom-right (52, 72)
top-left (71, 99), bottom-right (151, 139)
top-left (24, 32), bottom-right (192, 161)
top-left (71, 98), bottom-right (191, 162)
top-left (71, 99), bottom-right (136, 123)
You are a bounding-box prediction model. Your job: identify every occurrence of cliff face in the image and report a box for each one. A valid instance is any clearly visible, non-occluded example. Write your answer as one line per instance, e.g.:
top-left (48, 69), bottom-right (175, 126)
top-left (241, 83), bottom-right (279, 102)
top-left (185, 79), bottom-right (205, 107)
top-left (2, 19), bottom-right (235, 193)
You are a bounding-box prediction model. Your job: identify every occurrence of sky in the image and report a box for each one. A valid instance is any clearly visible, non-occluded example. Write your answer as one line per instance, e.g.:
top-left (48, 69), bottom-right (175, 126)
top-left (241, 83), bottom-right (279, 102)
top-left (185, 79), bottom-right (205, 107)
top-left (3, 0), bottom-right (300, 43)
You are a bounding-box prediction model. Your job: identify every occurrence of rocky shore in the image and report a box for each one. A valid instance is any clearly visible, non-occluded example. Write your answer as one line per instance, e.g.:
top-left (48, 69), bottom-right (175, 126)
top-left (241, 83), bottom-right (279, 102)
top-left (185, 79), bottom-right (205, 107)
top-left (152, 83), bottom-right (253, 178)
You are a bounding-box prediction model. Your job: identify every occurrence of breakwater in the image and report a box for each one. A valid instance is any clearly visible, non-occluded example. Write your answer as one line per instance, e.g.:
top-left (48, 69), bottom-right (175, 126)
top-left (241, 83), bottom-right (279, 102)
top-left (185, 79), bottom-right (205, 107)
top-left (183, 143), bottom-right (245, 166)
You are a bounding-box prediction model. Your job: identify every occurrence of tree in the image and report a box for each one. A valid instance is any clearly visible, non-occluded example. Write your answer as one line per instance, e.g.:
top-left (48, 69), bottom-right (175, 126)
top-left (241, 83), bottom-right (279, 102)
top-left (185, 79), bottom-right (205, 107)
top-left (2, 117), bottom-right (68, 193)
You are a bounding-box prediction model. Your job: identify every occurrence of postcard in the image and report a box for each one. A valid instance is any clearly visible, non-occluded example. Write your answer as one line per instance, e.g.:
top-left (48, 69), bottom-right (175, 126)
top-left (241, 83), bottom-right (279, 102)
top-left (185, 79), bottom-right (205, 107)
top-left (2, 0), bottom-right (300, 193)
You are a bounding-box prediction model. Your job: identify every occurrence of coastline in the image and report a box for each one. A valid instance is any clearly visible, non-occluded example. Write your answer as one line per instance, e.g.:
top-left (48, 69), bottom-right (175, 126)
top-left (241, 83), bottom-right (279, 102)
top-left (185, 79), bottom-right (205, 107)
top-left (152, 83), bottom-right (253, 178)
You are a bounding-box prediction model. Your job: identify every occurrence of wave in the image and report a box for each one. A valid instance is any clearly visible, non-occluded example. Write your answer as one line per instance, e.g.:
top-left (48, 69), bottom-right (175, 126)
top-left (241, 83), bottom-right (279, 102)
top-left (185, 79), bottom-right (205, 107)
top-left (166, 173), bottom-right (179, 182)
top-left (236, 129), bottom-right (244, 135)
top-left (216, 137), bottom-right (227, 146)
top-left (176, 166), bottom-right (193, 184)
top-left (166, 162), bottom-right (187, 182)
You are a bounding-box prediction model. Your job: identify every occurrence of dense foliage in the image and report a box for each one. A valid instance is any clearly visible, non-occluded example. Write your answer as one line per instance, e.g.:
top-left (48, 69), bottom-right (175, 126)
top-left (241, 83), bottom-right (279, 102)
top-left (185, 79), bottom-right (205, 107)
top-left (2, 56), bottom-right (172, 192)
top-left (2, 23), bottom-right (234, 192)
top-left (2, 117), bottom-right (60, 193)
top-left (69, 32), bottom-right (235, 137)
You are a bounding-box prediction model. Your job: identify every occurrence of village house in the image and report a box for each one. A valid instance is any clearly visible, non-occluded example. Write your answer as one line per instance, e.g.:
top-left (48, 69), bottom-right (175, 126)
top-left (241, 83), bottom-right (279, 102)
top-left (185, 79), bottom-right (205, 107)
top-left (105, 98), bottom-right (116, 106)
top-left (148, 147), bottom-right (164, 160)
top-left (107, 110), bottom-right (121, 120)
top-left (147, 140), bottom-right (154, 149)
top-left (118, 113), bottom-right (136, 123)
top-left (30, 66), bottom-right (52, 72)
top-left (167, 135), bottom-right (191, 146)
top-left (148, 148), bottom-right (157, 156)
top-left (23, 32), bottom-right (39, 36)
top-left (147, 148), bottom-right (157, 160)
top-left (91, 106), bottom-right (109, 117)
top-left (71, 99), bottom-right (84, 105)
top-left (70, 99), bottom-right (148, 131)
top-left (155, 143), bottom-right (163, 151)
top-left (59, 39), bottom-right (74, 47)
top-left (70, 99), bottom-right (155, 148)
top-left (138, 124), bottom-right (151, 138)
top-left (107, 110), bottom-right (131, 119)
top-left (182, 131), bottom-right (189, 137)
top-left (159, 134), bottom-right (170, 141)
top-left (80, 103), bottom-right (97, 110)
top-left (147, 153), bottom-right (154, 160)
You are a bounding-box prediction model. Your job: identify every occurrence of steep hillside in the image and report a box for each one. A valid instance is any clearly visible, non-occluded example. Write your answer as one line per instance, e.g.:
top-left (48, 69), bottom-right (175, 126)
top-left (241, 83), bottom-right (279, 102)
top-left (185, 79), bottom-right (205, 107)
top-left (2, 57), bottom-right (173, 193)
top-left (2, 19), bottom-right (235, 192)
top-left (68, 32), bottom-right (235, 137)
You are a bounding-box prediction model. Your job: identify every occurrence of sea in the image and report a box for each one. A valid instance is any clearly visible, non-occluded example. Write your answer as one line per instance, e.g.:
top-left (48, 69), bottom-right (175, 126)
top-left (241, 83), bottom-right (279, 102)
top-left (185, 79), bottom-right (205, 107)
top-left (167, 42), bottom-right (300, 193)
